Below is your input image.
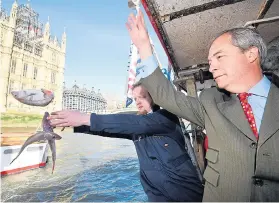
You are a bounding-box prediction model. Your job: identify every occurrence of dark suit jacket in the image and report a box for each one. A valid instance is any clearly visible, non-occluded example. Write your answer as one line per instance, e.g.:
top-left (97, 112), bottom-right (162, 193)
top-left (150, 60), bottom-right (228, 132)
top-left (138, 67), bottom-right (279, 202)
top-left (74, 109), bottom-right (204, 202)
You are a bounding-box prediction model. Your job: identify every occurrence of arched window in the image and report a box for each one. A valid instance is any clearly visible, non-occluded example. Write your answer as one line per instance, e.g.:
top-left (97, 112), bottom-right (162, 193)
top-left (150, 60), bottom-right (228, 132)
top-left (23, 63), bottom-right (28, 77)
top-left (9, 80), bottom-right (14, 93)
top-left (33, 67), bottom-right (38, 79)
top-left (51, 71), bottom-right (56, 84)
top-left (11, 59), bottom-right (16, 73)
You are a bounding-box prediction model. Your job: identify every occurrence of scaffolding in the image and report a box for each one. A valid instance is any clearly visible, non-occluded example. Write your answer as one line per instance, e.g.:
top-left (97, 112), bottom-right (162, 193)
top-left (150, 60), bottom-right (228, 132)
top-left (0, 0), bottom-right (8, 21)
top-left (13, 1), bottom-right (44, 53)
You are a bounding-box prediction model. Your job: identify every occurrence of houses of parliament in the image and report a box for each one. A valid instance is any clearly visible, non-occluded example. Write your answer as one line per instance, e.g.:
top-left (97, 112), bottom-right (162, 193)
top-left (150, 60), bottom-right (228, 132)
top-left (0, 1), bottom-right (66, 114)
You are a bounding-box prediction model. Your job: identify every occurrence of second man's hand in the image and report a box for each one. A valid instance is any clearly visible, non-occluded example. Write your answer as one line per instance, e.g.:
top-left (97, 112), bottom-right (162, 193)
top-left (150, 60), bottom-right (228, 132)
top-left (126, 9), bottom-right (153, 60)
top-left (48, 110), bottom-right (91, 127)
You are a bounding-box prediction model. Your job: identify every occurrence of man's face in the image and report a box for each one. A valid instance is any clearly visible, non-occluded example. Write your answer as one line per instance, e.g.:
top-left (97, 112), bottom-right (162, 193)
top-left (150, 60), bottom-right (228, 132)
top-left (208, 33), bottom-right (254, 93)
top-left (132, 86), bottom-right (152, 114)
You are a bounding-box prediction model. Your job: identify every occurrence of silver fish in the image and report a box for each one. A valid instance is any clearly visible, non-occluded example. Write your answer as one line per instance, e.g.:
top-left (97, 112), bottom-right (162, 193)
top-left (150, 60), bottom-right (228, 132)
top-left (11, 89), bottom-right (54, 107)
top-left (10, 112), bottom-right (62, 174)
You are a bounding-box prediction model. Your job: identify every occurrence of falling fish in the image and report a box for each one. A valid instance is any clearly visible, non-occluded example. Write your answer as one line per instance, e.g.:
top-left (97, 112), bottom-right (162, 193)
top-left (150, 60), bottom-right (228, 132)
top-left (11, 89), bottom-right (54, 106)
top-left (10, 112), bottom-right (62, 174)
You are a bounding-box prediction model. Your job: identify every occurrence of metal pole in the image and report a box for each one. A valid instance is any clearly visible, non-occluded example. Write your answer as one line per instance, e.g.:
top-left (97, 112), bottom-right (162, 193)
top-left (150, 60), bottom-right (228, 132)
top-left (177, 83), bottom-right (204, 183)
top-left (184, 76), bottom-right (206, 175)
top-left (244, 16), bottom-right (279, 27)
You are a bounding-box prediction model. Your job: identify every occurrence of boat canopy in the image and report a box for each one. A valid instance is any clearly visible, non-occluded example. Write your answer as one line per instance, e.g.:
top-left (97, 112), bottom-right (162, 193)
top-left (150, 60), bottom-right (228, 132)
top-left (141, 0), bottom-right (279, 74)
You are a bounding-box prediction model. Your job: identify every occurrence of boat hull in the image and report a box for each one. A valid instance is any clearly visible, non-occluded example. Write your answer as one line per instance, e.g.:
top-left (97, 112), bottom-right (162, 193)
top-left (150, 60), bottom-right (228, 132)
top-left (1, 143), bottom-right (48, 176)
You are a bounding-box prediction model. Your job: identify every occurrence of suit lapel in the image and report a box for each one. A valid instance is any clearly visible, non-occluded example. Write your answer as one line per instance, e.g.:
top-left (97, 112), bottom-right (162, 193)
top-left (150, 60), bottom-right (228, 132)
top-left (258, 84), bottom-right (279, 147)
top-left (217, 94), bottom-right (257, 141)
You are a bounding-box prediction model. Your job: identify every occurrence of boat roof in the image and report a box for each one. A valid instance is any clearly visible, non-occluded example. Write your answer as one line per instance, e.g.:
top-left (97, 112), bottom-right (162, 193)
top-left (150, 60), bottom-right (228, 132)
top-left (141, 0), bottom-right (279, 73)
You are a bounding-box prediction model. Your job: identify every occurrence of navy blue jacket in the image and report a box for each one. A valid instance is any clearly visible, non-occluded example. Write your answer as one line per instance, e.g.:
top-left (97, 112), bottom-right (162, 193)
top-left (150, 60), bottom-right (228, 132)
top-left (74, 109), bottom-right (204, 202)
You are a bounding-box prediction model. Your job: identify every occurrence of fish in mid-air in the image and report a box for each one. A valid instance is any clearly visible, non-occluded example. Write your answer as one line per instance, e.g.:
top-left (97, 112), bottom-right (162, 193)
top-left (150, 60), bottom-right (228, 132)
top-left (11, 89), bottom-right (54, 106)
top-left (10, 112), bottom-right (62, 174)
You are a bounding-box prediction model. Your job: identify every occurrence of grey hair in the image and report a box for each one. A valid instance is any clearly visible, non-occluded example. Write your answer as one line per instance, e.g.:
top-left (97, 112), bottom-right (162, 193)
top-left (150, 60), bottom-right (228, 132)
top-left (262, 36), bottom-right (279, 72)
top-left (214, 27), bottom-right (267, 66)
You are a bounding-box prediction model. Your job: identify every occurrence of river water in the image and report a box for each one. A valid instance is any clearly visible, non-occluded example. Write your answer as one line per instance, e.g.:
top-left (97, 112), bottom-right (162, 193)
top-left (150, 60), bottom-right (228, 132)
top-left (1, 132), bottom-right (147, 202)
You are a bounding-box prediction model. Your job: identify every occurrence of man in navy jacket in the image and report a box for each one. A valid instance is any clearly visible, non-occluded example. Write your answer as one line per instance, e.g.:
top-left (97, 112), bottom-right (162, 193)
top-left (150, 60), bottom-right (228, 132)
top-left (49, 85), bottom-right (204, 202)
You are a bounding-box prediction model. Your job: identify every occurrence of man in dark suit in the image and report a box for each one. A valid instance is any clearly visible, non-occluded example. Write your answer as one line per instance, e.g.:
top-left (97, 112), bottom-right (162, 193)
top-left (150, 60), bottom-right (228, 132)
top-left (48, 84), bottom-right (204, 202)
top-left (125, 10), bottom-right (279, 201)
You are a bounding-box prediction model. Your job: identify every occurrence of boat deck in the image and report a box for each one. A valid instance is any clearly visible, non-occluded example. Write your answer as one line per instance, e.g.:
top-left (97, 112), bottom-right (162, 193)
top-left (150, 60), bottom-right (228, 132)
top-left (1, 132), bottom-right (44, 146)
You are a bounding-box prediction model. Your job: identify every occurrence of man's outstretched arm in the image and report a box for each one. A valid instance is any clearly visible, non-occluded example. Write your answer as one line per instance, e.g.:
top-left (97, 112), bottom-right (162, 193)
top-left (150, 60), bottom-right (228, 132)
top-left (73, 125), bottom-right (133, 140)
top-left (49, 110), bottom-right (177, 139)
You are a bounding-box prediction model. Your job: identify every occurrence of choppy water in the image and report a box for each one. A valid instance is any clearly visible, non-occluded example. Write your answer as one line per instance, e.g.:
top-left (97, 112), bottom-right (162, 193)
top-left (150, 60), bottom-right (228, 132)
top-left (1, 132), bottom-right (147, 202)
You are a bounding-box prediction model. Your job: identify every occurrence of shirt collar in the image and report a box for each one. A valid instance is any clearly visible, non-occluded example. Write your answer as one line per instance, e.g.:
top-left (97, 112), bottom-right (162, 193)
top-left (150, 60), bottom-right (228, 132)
top-left (248, 75), bottom-right (271, 98)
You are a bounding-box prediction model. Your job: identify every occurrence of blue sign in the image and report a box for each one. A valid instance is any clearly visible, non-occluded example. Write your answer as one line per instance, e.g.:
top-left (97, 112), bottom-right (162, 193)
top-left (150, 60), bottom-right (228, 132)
top-left (126, 97), bottom-right (133, 108)
top-left (161, 68), bottom-right (171, 81)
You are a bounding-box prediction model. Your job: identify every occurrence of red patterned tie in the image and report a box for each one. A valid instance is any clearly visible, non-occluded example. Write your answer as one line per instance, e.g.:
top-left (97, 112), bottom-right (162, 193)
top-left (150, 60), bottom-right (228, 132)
top-left (238, 93), bottom-right (259, 140)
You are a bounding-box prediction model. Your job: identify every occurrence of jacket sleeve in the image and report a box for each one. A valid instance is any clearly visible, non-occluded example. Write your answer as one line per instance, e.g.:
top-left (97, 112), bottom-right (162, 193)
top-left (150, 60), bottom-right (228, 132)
top-left (73, 125), bottom-right (133, 140)
top-left (138, 67), bottom-right (205, 128)
top-left (89, 111), bottom-right (177, 138)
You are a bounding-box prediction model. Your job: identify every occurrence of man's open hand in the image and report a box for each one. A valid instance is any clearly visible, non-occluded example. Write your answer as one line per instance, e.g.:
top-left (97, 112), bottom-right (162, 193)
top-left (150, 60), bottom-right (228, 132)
top-left (126, 9), bottom-right (152, 60)
top-left (48, 110), bottom-right (91, 127)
